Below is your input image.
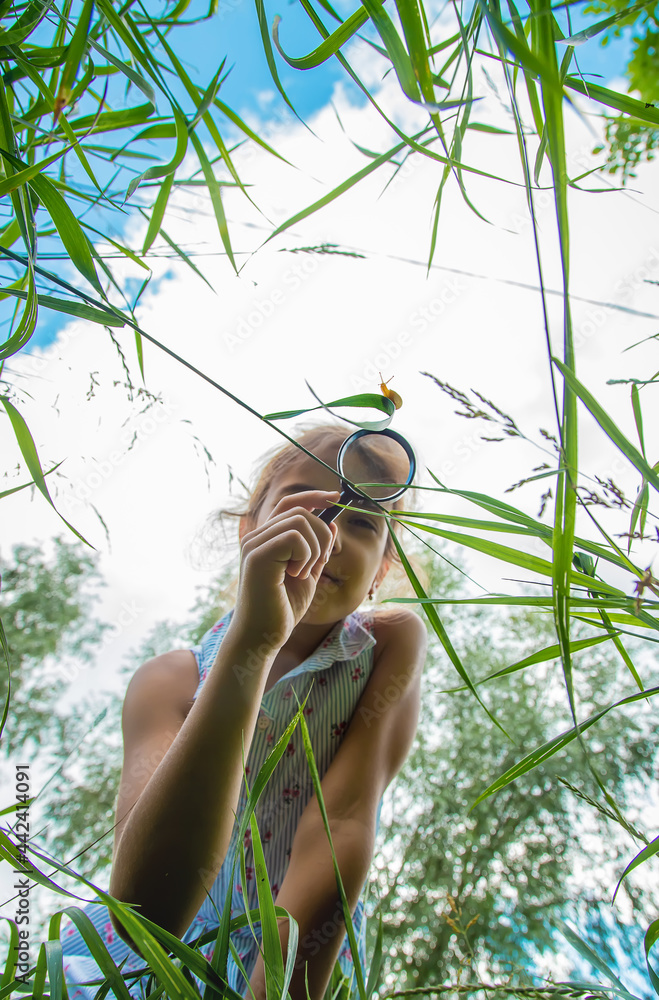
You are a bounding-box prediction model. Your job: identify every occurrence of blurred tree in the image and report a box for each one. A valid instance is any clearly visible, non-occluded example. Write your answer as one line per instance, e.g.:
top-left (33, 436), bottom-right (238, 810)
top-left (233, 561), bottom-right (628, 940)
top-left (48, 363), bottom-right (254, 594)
top-left (0, 539), bottom-right (233, 878)
top-left (0, 538), bottom-right (108, 754)
top-left (369, 557), bottom-right (656, 989)
top-left (3, 539), bottom-right (655, 988)
top-left (586, 0), bottom-right (659, 181)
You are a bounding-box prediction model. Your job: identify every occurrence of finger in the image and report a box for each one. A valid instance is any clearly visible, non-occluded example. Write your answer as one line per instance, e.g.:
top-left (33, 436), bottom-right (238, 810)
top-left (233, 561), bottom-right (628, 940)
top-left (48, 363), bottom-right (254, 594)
top-left (270, 489), bottom-right (340, 517)
top-left (241, 514), bottom-right (322, 579)
top-left (256, 501), bottom-right (337, 562)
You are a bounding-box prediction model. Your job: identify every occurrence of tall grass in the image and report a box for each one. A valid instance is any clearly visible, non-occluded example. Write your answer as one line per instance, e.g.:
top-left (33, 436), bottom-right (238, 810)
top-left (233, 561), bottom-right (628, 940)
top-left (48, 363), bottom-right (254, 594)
top-left (1, 0), bottom-right (659, 992)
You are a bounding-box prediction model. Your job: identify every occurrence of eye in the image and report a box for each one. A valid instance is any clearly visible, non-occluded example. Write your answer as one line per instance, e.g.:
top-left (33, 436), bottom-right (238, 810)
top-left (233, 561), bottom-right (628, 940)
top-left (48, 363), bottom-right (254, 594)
top-left (351, 516), bottom-right (378, 532)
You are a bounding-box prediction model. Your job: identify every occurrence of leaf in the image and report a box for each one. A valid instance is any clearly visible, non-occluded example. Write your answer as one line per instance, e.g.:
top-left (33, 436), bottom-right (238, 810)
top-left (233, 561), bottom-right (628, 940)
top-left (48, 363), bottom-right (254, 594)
top-left (54, 0), bottom-right (95, 120)
top-left (389, 526), bottom-right (509, 736)
top-left (249, 813), bottom-right (285, 999)
top-left (1, 397), bottom-right (91, 546)
top-left (472, 685), bottom-right (659, 807)
top-left (553, 358), bottom-right (659, 495)
top-left (142, 172), bottom-right (174, 254)
top-left (564, 77), bottom-right (659, 126)
top-left (271, 4), bottom-right (372, 69)
top-left (645, 918), bottom-right (659, 995)
top-left (613, 834), bottom-right (659, 903)
top-left (0, 264), bottom-right (38, 360)
top-left (296, 706), bottom-right (368, 1000)
top-left (556, 0), bottom-right (654, 46)
top-left (127, 104), bottom-right (189, 200)
top-left (28, 172), bottom-right (103, 293)
top-left (265, 391), bottom-right (395, 431)
top-left (555, 920), bottom-right (628, 992)
top-left (0, 287), bottom-right (126, 326)
top-left (190, 131), bottom-right (237, 272)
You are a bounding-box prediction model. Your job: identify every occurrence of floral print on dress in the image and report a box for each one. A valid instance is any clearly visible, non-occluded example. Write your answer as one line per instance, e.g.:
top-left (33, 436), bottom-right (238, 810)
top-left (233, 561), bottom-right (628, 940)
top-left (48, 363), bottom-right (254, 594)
top-left (283, 784), bottom-right (300, 804)
top-left (351, 666), bottom-right (364, 681)
top-left (331, 721), bottom-right (348, 738)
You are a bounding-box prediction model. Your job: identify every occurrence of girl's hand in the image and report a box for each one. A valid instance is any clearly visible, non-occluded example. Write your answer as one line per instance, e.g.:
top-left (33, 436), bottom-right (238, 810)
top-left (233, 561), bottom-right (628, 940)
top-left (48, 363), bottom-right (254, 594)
top-left (231, 490), bottom-right (339, 649)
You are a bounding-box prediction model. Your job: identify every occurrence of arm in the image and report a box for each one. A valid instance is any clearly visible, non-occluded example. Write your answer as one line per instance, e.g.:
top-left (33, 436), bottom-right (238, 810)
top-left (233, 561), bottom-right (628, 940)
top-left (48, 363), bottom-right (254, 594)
top-left (246, 609), bottom-right (427, 1000)
top-left (109, 491), bottom-right (338, 946)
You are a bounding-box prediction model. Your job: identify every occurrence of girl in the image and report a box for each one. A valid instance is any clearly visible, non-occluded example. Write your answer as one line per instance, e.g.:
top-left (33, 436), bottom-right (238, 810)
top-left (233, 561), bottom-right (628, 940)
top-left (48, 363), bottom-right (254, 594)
top-left (62, 424), bottom-right (427, 1000)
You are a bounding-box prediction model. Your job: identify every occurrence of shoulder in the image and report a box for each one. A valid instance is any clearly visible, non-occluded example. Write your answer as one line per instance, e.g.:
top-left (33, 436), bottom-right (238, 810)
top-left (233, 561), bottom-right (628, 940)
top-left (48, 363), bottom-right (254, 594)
top-left (368, 606), bottom-right (427, 666)
top-left (123, 650), bottom-right (199, 729)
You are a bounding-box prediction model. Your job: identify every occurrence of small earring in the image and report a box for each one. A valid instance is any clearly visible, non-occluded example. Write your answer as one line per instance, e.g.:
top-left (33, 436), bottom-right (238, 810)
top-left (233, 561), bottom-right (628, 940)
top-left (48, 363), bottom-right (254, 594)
top-left (368, 588), bottom-right (375, 601)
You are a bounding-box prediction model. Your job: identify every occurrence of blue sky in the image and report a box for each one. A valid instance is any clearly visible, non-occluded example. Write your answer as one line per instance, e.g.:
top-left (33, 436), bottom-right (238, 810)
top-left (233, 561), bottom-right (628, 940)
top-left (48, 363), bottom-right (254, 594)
top-left (170, 0), bottom-right (634, 119)
top-left (7, 0), bottom-right (637, 349)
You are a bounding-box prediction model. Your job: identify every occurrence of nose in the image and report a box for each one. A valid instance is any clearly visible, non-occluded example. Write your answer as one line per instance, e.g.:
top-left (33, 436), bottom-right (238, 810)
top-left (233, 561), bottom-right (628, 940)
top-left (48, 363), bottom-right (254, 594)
top-left (330, 522), bottom-right (343, 554)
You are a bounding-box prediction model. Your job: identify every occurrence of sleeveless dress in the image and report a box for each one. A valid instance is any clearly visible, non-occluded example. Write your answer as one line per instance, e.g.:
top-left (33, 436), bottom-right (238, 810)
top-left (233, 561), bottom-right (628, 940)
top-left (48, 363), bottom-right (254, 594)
top-left (61, 609), bottom-right (381, 999)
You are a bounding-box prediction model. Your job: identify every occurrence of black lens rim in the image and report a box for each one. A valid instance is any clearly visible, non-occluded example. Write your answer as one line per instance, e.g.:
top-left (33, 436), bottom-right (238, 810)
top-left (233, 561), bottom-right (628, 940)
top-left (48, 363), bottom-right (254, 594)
top-left (336, 427), bottom-right (417, 502)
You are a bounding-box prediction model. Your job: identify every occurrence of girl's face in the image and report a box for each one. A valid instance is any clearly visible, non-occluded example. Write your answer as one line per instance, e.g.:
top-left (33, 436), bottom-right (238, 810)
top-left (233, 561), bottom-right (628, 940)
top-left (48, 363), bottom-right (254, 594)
top-left (250, 443), bottom-right (391, 625)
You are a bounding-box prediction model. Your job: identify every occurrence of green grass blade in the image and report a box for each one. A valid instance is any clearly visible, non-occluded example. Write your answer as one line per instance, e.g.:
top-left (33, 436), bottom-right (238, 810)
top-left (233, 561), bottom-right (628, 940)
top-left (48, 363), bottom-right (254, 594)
top-left (44, 938), bottom-right (65, 1000)
top-left (557, 1), bottom-right (654, 46)
top-left (213, 99), bottom-right (291, 163)
top-left (564, 76), bottom-right (659, 125)
top-left (0, 397), bottom-right (91, 545)
top-left (127, 105), bottom-right (188, 199)
top-left (54, 908), bottom-right (133, 1000)
top-left (55, 0), bottom-right (95, 118)
top-left (395, 519), bottom-right (624, 596)
top-left (598, 609), bottom-right (645, 691)
top-left (263, 133), bottom-right (428, 243)
top-left (0, 264), bottom-right (38, 359)
top-left (28, 172), bottom-right (103, 293)
top-left (555, 920), bottom-right (628, 991)
top-left (88, 39), bottom-right (157, 108)
top-left (265, 392), bottom-right (394, 426)
top-left (31, 941), bottom-right (48, 999)
top-left (644, 918), bottom-right (659, 994)
top-left (357, 0), bottom-right (421, 103)
top-left (472, 685), bottom-right (659, 807)
top-left (0, 615), bottom-right (10, 744)
top-left (160, 227), bottom-right (215, 291)
top-left (0, 287), bottom-right (126, 326)
top-left (0, 919), bottom-right (18, 991)
top-left (554, 358), bottom-right (659, 493)
top-left (249, 814), bottom-right (285, 999)
top-left (364, 911), bottom-right (384, 998)
top-left (253, 0), bottom-right (297, 114)
top-left (613, 834), bottom-right (659, 903)
top-left (142, 171), bottom-right (174, 254)
top-left (190, 131), bottom-right (236, 272)
top-left (442, 632), bottom-right (616, 692)
top-left (271, 5), bottom-right (372, 68)
top-left (631, 384), bottom-right (646, 457)
top-left (389, 524), bottom-right (510, 736)
top-left (296, 708), bottom-right (367, 1000)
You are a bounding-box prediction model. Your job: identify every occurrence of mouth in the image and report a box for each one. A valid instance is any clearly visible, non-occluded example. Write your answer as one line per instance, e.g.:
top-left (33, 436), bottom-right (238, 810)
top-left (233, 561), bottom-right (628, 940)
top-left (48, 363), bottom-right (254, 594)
top-left (320, 570), bottom-right (341, 586)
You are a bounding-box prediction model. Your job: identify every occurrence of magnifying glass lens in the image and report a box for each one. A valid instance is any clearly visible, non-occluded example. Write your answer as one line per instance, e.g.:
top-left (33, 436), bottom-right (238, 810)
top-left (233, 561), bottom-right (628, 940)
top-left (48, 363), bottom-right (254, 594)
top-left (340, 432), bottom-right (412, 502)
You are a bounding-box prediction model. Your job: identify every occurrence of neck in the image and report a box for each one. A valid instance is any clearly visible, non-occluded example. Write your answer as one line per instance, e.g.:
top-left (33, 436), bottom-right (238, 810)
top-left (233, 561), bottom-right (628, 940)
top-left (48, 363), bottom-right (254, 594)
top-left (278, 619), bottom-right (341, 667)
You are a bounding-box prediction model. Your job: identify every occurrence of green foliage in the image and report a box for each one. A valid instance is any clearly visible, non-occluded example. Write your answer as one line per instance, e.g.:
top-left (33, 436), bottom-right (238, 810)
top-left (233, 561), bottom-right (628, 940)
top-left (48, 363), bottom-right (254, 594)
top-left (583, 0), bottom-right (659, 180)
top-left (0, 538), bottom-right (107, 753)
top-left (371, 555), bottom-right (656, 988)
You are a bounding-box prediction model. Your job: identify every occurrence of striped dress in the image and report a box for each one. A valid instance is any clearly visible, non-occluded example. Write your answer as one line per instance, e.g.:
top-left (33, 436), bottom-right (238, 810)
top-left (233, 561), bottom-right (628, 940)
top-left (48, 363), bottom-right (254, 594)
top-left (61, 609), bottom-right (381, 998)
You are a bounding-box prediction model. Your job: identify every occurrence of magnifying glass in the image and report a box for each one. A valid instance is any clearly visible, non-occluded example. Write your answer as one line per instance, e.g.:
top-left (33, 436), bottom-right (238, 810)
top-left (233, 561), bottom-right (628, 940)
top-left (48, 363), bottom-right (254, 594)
top-left (317, 428), bottom-right (416, 524)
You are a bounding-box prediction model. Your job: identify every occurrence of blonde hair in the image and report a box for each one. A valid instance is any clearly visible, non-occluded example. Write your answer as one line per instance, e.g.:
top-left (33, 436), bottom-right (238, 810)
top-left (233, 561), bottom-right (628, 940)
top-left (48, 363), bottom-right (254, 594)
top-left (216, 422), bottom-right (412, 563)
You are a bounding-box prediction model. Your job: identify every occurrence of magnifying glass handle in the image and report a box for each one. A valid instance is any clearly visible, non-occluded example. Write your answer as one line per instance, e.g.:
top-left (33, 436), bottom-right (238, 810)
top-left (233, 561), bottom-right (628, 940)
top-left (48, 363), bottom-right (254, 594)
top-left (318, 505), bottom-right (341, 525)
top-left (315, 486), bottom-right (351, 524)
